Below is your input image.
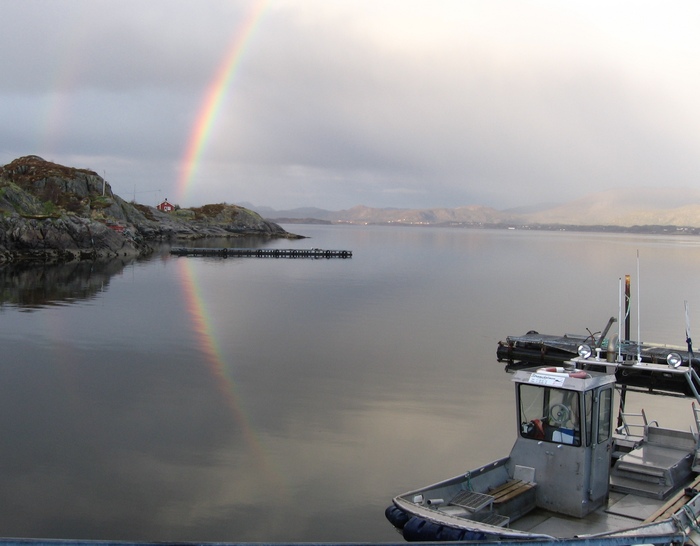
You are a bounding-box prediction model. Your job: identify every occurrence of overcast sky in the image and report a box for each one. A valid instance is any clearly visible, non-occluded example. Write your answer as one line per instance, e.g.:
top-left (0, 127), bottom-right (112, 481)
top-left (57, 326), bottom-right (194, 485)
top-left (2, 1), bottom-right (700, 211)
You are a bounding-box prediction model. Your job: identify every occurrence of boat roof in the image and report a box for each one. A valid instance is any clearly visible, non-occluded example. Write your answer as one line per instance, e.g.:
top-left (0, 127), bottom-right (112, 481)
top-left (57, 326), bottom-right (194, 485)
top-left (513, 366), bottom-right (617, 392)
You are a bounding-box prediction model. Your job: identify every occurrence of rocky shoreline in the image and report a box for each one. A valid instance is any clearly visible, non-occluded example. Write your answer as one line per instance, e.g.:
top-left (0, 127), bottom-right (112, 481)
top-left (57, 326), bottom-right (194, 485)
top-left (0, 156), bottom-right (303, 263)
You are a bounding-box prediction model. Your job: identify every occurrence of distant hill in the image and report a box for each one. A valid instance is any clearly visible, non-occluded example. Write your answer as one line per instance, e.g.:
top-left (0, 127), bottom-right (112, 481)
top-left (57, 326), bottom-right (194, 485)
top-left (254, 188), bottom-right (700, 230)
top-left (241, 203), bottom-right (334, 221)
top-left (519, 188), bottom-right (700, 227)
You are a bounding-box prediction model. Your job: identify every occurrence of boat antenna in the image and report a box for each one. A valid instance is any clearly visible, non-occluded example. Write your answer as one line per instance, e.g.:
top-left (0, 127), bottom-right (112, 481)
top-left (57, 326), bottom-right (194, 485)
top-left (637, 250), bottom-right (641, 363)
top-left (618, 277), bottom-right (623, 362)
top-left (686, 300), bottom-right (694, 359)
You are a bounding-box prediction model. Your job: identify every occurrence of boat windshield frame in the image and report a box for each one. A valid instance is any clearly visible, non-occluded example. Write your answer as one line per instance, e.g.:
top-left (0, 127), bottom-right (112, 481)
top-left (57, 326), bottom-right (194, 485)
top-left (513, 367), bottom-right (616, 449)
top-left (518, 382), bottom-right (586, 446)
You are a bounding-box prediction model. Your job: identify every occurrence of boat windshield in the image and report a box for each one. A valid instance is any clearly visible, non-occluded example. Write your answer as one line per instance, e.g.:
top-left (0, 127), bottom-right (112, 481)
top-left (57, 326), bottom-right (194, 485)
top-left (518, 384), bottom-right (586, 446)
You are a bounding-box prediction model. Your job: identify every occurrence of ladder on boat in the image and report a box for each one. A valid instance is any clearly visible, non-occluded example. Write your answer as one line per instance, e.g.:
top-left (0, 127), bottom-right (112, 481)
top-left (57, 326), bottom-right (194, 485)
top-left (611, 408), bottom-right (697, 500)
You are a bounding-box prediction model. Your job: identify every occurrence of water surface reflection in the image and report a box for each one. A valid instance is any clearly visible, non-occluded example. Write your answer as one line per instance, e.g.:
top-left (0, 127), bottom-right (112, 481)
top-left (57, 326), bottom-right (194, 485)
top-left (0, 227), bottom-right (699, 541)
top-left (0, 259), bottom-right (137, 310)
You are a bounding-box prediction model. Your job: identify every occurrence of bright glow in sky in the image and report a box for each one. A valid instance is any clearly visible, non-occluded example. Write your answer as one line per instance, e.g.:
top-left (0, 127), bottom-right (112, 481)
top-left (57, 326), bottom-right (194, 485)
top-left (2, 0), bottom-right (700, 211)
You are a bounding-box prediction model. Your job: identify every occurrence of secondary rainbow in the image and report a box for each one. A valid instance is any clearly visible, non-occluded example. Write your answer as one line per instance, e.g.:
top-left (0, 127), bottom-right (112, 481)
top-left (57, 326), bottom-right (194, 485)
top-left (177, 0), bottom-right (269, 204)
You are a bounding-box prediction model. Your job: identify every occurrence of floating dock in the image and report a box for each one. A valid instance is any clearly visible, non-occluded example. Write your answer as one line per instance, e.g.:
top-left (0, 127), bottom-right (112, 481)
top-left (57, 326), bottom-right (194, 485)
top-left (170, 248), bottom-right (352, 259)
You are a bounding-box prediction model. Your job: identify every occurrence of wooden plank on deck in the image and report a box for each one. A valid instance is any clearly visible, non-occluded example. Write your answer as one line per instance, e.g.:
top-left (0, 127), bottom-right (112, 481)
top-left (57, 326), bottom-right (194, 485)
top-left (644, 474), bottom-right (700, 523)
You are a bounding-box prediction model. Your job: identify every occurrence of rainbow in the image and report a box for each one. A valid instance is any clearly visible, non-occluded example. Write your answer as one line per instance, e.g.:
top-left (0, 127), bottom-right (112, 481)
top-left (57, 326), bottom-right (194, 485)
top-left (177, 0), bottom-right (269, 204)
top-left (177, 258), bottom-right (283, 483)
top-left (174, 0), bottom-right (285, 489)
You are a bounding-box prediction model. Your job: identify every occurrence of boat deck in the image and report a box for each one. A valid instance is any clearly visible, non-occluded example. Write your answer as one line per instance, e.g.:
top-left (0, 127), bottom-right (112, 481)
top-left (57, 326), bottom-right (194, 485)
top-left (512, 490), bottom-right (663, 535)
top-left (510, 474), bottom-right (700, 536)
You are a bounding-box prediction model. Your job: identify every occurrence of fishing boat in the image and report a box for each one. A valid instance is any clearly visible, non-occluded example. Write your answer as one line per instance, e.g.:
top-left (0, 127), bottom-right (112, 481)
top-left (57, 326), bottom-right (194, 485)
top-left (385, 326), bottom-right (700, 545)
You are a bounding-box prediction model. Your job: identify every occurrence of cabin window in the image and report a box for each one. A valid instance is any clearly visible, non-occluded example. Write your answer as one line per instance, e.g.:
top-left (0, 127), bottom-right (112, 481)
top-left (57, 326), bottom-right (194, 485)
top-left (596, 388), bottom-right (613, 443)
top-left (519, 384), bottom-right (581, 446)
top-left (584, 390), bottom-right (593, 446)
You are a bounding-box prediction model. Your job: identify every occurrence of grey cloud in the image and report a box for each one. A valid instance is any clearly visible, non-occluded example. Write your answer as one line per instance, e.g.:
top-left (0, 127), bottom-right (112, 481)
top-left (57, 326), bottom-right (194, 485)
top-left (2, 0), bottom-right (700, 210)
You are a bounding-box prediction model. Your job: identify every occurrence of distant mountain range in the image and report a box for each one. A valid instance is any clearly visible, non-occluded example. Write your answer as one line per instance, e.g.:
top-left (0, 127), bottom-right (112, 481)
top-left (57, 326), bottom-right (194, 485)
top-left (243, 188), bottom-right (700, 232)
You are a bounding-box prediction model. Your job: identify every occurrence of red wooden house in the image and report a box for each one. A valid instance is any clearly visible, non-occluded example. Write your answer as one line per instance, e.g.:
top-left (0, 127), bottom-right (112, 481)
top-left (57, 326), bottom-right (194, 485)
top-left (157, 199), bottom-right (175, 213)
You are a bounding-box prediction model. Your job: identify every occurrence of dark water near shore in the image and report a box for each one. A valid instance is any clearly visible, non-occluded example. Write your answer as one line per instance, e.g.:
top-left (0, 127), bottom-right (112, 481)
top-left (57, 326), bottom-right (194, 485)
top-left (1, 225), bottom-right (700, 542)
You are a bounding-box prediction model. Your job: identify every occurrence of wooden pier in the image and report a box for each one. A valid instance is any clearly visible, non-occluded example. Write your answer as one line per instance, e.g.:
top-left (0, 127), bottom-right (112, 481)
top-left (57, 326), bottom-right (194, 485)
top-left (170, 248), bottom-right (352, 259)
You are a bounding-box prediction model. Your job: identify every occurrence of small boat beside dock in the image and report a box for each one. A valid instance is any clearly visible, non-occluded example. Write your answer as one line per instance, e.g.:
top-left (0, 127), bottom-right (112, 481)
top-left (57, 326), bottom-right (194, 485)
top-left (385, 311), bottom-right (700, 545)
top-left (170, 247), bottom-right (352, 259)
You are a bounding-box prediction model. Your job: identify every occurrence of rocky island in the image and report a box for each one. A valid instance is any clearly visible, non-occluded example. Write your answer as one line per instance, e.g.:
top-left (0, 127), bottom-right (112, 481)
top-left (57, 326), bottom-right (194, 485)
top-left (0, 156), bottom-right (301, 263)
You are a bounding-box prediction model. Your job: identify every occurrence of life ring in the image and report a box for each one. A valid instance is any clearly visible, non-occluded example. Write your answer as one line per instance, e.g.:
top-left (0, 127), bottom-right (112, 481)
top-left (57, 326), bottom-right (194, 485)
top-left (537, 367), bottom-right (588, 379)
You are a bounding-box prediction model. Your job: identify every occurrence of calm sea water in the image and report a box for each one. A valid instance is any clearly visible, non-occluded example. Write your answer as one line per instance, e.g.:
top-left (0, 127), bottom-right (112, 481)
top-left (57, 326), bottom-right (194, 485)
top-left (1, 225), bottom-right (700, 542)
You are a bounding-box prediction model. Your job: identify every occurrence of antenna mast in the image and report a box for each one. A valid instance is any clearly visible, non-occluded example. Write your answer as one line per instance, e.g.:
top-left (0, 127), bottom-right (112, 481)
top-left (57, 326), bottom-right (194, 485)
top-left (686, 301), bottom-right (694, 358)
top-left (637, 250), bottom-right (641, 362)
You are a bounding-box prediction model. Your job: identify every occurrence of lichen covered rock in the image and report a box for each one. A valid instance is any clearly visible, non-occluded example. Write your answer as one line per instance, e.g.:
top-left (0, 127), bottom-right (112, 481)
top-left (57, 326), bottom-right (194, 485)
top-left (0, 156), bottom-right (301, 262)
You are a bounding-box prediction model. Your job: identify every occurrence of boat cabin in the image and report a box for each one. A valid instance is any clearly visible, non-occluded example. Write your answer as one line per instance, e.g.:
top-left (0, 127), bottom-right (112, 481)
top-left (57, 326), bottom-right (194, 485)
top-left (509, 367), bottom-right (616, 517)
